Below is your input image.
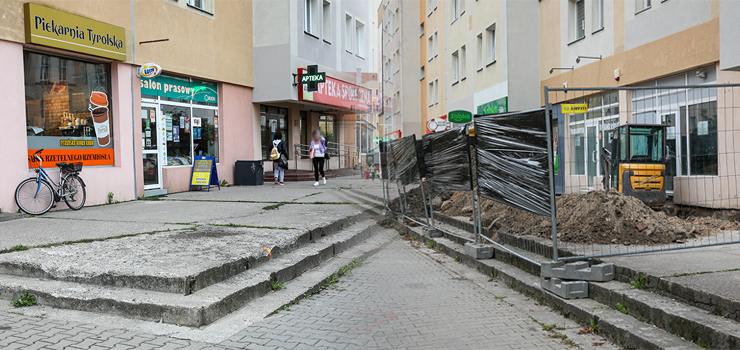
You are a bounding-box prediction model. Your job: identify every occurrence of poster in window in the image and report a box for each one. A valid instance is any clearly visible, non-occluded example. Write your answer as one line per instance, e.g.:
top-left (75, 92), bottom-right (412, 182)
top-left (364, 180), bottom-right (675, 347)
top-left (173, 126), bottom-right (180, 142)
top-left (184, 116), bottom-right (191, 133)
top-left (698, 121), bottom-right (709, 136)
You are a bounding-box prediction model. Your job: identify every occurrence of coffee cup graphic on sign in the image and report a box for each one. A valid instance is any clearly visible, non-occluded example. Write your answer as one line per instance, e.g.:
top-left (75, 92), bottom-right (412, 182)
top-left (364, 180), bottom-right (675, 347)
top-left (89, 91), bottom-right (110, 146)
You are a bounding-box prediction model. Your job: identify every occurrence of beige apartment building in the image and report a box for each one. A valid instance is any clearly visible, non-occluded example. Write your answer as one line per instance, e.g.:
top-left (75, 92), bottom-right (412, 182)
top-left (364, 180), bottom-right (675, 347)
top-left (542, 0), bottom-right (740, 209)
top-left (0, 0), bottom-right (255, 212)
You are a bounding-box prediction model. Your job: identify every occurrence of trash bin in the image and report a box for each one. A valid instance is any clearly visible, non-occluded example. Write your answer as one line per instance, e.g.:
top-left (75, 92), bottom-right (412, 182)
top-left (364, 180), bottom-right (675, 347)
top-left (234, 160), bottom-right (264, 186)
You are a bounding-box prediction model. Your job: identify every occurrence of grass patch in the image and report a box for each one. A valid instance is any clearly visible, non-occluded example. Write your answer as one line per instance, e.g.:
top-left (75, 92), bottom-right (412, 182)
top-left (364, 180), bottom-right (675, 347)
top-left (11, 291), bottom-right (36, 308)
top-left (454, 256), bottom-right (461, 262)
top-left (8, 245), bottom-right (29, 252)
top-left (262, 202), bottom-right (289, 210)
top-left (427, 241), bottom-right (435, 249)
top-left (578, 319), bottom-right (598, 335)
top-left (209, 224), bottom-right (294, 230)
top-left (339, 258), bottom-right (363, 277)
top-left (542, 323), bottom-right (565, 331)
top-left (695, 341), bottom-right (711, 349)
top-left (615, 302), bottom-right (628, 314)
top-left (629, 274), bottom-right (647, 289)
top-left (270, 279), bottom-right (285, 291)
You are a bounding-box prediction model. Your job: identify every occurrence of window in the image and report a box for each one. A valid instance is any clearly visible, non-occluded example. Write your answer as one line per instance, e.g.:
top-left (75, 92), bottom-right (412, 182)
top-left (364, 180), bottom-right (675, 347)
top-left (305, 0), bottom-right (319, 35)
top-left (24, 51), bottom-right (115, 168)
top-left (355, 20), bottom-right (365, 58)
top-left (476, 33), bottom-right (483, 70)
top-left (687, 101), bottom-right (718, 175)
top-left (434, 79), bottom-right (439, 104)
top-left (451, 50), bottom-right (459, 83)
top-left (322, 0), bottom-right (332, 42)
top-left (319, 115), bottom-right (335, 144)
top-left (592, 0), bottom-right (604, 32)
top-left (395, 9), bottom-right (399, 31)
top-left (452, 0), bottom-right (458, 22)
top-left (427, 0), bottom-right (433, 15)
top-left (394, 49), bottom-right (400, 73)
top-left (420, 66), bottom-right (425, 81)
top-left (460, 45), bottom-right (467, 80)
top-left (486, 24), bottom-right (496, 64)
top-left (574, 0), bottom-right (585, 40)
top-left (427, 34), bottom-right (434, 61)
top-left (345, 14), bottom-right (353, 53)
top-left (428, 81), bottom-right (434, 107)
top-left (188, 0), bottom-right (212, 13)
top-left (420, 23), bottom-right (425, 37)
top-left (635, 0), bottom-right (651, 13)
top-left (434, 31), bottom-right (438, 57)
top-left (192, 108), bottom-right (219, 161)
top-left (460, 0), bottom-right (465, 15)
top-left (260, 105), bottom-right (289, 160)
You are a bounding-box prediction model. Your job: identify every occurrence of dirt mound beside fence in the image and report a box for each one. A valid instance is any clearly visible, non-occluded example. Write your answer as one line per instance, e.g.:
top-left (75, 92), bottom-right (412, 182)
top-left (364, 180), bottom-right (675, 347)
top-left (390, 185), bottom-right (740, 246)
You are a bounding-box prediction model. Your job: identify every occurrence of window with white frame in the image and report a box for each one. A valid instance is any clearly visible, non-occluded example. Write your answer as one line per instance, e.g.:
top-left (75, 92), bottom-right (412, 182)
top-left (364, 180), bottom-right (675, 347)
top-left (305, 0), bottom-right (319, 35)
top-left (451, 50), bottom-right (459, 83)
top-left (486, 24), bottom-right (496, 65)
top-left (433, 31), bottom-right (438, 57)
top-left (395, 9), bottom-right (399, 31)
top-left (460, 45), bottom-right (467, 80)
top-left (322, 0), bottom-right (332, 42)
top-left (394, 49), bottom-right (400, 72)
top-left (427, 34), bottom-right (434, 61)
top-left (434, 79), bottom-right (439, 104)
top-left (574, 0), bottom-right (585, 40)
top-left (355, 20), bottom-right (365, 58)
top-left (420, 66), bottom-right (425, 81)
top-left (635, 0), bottom-right (651, 13)
top-left (460, 0), bottom-right (465, 15)
top-left (427, 0), bottom-right (433, 15)
top-left (452, 0), bottom-right (458, 22)
top-left (428, 81), bottom-right (434, 107)
top-left (592, 0), bottom-right (603, 32)
top-left (476, 33), bottom-right (483, 70)
top-left (420, 23), bottom-right (425, 37)
top-left (188, 0), bottom-right (212, 13)
top-left (345, 14), bottom-right (353, 53)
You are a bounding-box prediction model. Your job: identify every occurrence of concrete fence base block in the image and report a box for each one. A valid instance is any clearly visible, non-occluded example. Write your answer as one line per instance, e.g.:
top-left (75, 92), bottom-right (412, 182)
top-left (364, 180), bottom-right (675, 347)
top-left (425, 228), bottom-right (443, 238)
top-left (541, 261), bottom-right (615, 282)
top-left (464, 242), bottom-right (494, 260)
top-left (540, 277), bottom-right (589, 299)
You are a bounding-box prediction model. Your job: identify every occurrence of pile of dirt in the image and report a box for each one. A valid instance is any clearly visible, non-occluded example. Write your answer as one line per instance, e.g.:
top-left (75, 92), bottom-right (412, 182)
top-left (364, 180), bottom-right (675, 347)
top-left (391, 186), bottom-right (740, 246)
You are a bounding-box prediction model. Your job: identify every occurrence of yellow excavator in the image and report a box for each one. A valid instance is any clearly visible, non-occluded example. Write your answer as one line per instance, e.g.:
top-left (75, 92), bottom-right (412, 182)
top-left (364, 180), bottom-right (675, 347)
top-left (602, 124), bottom-right (667, 207)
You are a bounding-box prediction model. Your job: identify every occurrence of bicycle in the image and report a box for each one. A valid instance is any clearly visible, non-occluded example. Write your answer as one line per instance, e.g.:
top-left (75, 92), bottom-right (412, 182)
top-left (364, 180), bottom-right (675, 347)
top-left (15, 149), bottom-right (87, 215)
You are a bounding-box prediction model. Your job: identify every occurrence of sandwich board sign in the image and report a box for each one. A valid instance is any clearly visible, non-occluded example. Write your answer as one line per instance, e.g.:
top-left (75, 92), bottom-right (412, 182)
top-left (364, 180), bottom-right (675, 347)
top-left (189, 156), bottom-right (220, 191)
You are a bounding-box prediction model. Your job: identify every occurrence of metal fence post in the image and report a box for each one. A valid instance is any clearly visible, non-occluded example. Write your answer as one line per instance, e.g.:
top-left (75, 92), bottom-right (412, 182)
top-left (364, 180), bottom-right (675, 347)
top-left (419, 176), bottom-right (431, 225)
top-left (544, 86), bottom-right (559, 261)
top-left (427, 181), bottom-right (435, 227)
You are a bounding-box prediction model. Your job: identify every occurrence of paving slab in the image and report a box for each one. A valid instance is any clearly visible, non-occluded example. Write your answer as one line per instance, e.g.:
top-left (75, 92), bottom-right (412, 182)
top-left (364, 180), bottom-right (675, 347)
top-left (204, 203), bottom-right (363, 230)
top-left (0, 218), bottom-right (182, 251)
top-left (605, 243), bottom-right (740, 278)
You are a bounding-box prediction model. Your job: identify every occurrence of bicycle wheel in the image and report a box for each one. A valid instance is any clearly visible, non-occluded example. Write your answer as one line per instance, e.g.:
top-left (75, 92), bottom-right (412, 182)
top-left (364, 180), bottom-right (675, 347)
top-left (63, 175), bottom-right (86, 210)
top-left (15, 178), bottom-right (54, 215)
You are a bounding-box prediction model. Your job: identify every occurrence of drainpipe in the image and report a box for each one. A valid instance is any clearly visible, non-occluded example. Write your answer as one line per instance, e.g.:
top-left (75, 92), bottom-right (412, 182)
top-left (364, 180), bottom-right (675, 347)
top-left (130, 0), bottom-right (138, 200)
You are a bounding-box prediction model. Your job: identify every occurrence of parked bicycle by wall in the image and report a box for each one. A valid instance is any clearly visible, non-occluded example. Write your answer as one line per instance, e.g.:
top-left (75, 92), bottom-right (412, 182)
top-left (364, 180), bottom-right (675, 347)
top-left (15, 149), bottom-right (87, 215)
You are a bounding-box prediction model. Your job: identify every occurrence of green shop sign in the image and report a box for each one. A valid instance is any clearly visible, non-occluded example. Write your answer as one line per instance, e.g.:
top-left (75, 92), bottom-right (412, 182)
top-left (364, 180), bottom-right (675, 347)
top-left (476, 96), bottom-right (508, 115)
top-left (448, 110), bottom-right (473, 124)
top-left (141, 75), bottom-right (218, 103)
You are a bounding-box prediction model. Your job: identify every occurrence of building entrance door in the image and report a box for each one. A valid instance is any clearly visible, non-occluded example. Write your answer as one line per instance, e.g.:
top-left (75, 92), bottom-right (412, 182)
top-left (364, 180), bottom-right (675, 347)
top-left (141, 104), bottom-right (162, 189)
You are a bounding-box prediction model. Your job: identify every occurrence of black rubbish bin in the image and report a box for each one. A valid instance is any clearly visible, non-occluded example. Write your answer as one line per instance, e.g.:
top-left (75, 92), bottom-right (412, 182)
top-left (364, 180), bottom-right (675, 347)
top-left (234, 160), bottom-right (264, 186)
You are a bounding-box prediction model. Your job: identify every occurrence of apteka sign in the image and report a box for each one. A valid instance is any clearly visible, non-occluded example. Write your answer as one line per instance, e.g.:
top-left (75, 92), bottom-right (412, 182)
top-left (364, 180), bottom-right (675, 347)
top-left (299, 69), bottom-right (372, 113)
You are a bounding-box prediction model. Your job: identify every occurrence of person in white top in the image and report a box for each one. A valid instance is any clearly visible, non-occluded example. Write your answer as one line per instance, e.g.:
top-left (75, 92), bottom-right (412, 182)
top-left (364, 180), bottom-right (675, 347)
top-left (309, 130), bottom-right (327, 186)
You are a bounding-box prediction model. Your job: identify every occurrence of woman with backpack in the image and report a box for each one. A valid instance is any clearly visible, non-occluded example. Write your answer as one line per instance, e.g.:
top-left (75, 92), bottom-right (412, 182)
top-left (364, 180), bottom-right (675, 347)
top-left (270, 132), bottom-right (288, 185)
top-left (310, 130), bottom-right (327, 187)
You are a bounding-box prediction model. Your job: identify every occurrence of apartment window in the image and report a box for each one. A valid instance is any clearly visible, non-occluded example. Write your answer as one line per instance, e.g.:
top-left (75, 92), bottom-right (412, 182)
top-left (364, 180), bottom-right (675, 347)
top-left (394, 49), bottom-right (400, 72)
top-left (592, 0), bottom-right (604, 32)
top-left (395, 9), bottom-right (399, 31)
top-left (460, 45), bottom-right (467, 80)
top-left (322, 0), bottom-right (332, 42)
top-left (452, 0), bottom-right (458, 22)
top-left (476, 33), bottom-right (483, 70)
top-left (434, 32), bottom-right (438, 57)
top-left (427, 34), bottom-right (434, 61)
top-left (635, 0), bottom-right (651, 13)
top-left (188, 0), bottom-right (212, 13)
top-left (434, 79), bottom-right (439, 104)
top-left (420, 66), bottom-right (425, 81)
top-left (460, 0), bottom-right (465, 15)
top-left (486, 25), bottom-right (496, 65)
top-left (428, 81), bottom-right (434, 107)
top-left (355, 20), bottom-right (365, 58)
top-left (427, 0), bottom-right (433, 15)
top-left (420, 23), bottom-right (425, 37)
top-left (451, 50), bottom-right (459, 83)
top-left (345, 14), bottom-right (353, 53)
top-left (305, 0), bottom-right (319, 35)
top-left (574, 0), bottom-right (585, 40)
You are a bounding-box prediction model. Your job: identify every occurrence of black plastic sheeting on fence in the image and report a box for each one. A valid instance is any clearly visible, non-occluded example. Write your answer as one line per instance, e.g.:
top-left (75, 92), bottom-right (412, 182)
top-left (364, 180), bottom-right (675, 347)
top-left (422, 126), bottom-right (472, 192)
top-left (475, 109), bottom-right (552, 217)
top-left (379, 141), bottom-right (390, 180)
top-left (415, 139), bottom-right (428, 178)
top-left (389, 135), bottom-right (419, 185)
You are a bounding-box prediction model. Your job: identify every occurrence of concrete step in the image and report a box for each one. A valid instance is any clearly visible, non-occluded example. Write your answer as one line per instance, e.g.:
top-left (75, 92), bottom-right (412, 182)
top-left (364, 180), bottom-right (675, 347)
top-left (0, 218), bottom-right (381, 327)
top-left (0, 212), bottom-right (369, 295)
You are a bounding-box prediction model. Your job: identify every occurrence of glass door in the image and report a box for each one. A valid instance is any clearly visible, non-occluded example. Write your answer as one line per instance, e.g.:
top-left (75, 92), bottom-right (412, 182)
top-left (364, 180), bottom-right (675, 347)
top-left (662, 112), bottom-right (678, 192)
top-left (586, 124), bottom-right (598, 189)
top-left (141, 105), bottom-right (162, 189)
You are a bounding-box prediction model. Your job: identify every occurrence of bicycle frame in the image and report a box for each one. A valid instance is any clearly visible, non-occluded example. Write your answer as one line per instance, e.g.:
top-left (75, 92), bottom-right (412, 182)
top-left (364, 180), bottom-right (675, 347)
top-left (33, 155), bottom-right (75, 200)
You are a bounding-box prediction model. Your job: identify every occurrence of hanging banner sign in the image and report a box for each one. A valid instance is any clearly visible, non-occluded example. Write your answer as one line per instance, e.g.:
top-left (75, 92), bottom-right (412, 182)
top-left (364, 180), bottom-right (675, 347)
top-left (189, 156), bottom-right (220, 191)
top-left (561, 104), bottom-right (588, 114)
top-left (298, 69), bottom-right (372, 113)
top-left (24, 3), bottom-right (126, 60)
top-left (448, 110), bottom-right (473, 124)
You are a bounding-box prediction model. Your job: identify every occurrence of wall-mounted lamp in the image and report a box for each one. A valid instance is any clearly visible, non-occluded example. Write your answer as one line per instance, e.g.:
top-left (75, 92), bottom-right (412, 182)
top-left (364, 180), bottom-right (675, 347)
top-left (575, 55), bottom-right (602, 64)
top-left (549, 67), bottom-right (574, 74)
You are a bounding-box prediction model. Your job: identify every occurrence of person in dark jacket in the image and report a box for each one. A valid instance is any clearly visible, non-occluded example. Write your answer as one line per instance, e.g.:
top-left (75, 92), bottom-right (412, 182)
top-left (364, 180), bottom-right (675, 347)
top-left (271, 132), bottom-right (288, 185)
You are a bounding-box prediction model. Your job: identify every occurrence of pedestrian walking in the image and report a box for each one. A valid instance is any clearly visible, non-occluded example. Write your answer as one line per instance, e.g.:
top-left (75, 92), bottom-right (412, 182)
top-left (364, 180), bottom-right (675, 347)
top-left (369, 164), bottom-right (377, 181)
top-left (310, 130), bottom-right (327, 186)
top-left (269, 132), bottom-right (288, 185)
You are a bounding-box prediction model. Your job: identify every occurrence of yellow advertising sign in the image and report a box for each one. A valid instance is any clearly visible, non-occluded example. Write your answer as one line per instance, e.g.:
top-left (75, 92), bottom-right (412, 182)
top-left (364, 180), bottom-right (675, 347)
top-left (561, 104), bottom-right (588, 114)
top-left (24, 3), bottom-right (126, 60)
top-left (191, 159), bottom-right (213, 186)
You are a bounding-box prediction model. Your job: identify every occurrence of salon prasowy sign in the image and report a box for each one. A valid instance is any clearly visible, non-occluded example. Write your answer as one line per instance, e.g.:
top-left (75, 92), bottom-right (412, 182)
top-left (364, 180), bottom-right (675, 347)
top-left (141, 75), bottom-right (218, 103)
top-left (24, 3), bottom-right (126, 60)
top-left (298, 71), bottom-right (372, 113)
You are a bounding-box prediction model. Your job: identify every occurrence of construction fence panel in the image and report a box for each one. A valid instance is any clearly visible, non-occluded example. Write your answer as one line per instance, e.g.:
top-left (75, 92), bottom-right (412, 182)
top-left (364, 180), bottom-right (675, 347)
top-left (422, 126), bottom-right (473, 193)
top-left (545, 83), bottom-right (740, 261)
top-left (388, 135), bottom-right (419, 186)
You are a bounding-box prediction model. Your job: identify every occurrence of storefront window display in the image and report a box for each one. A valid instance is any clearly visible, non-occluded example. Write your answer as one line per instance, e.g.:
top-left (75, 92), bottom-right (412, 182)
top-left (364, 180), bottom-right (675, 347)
top-left (164, 105), bottom-right (192, 166)
top-left (24, 51), bottom-right (114, 168)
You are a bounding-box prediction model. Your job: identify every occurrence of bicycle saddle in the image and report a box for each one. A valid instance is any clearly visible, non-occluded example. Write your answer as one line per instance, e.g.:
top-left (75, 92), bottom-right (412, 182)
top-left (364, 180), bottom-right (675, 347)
top-left (56, 162), bottom-right (68, 167)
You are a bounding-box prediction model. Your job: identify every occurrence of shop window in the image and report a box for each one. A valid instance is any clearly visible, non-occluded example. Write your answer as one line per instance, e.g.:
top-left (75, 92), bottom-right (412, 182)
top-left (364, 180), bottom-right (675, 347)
top-left (193, 108), bottom-right (219, 162)
top-left (569, 123), bottom-right (585, 175)
top-left (261, 105), bottom-right (289, 160)
top-left (24, 51), bottom-right (114, 168)
top-left (320, 115), bottom-right (335, 144)
top-left (687, 101), bottom-right (718, 175)
top-left (164, 105), bottom-right (192, 166)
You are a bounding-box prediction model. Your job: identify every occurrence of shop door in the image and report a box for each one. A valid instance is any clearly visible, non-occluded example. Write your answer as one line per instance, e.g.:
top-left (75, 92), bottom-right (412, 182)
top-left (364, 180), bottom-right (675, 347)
top-left (662, 112), bottom-right (678, 192)
top-left (586, 124), bottom-right (598, 189)
top-left (261, 113), bottom-right (286, 159)
top-left (141, 105), bottom-right (162, 189)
